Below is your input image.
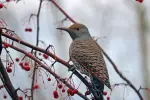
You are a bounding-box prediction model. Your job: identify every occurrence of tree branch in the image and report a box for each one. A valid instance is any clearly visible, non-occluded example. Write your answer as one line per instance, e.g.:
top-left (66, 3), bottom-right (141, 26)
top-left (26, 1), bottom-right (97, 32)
top-left (1, 32), bottom-right (95, 99)
top-left (0, 59), bottom-right (19, 100)
top-left (3, 42), bottom-right (89, 100)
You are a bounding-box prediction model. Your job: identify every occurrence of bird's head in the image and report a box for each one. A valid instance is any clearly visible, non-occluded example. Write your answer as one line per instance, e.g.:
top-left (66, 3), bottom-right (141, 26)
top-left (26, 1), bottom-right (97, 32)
top-left (57, 23), bottom-right (91, 40)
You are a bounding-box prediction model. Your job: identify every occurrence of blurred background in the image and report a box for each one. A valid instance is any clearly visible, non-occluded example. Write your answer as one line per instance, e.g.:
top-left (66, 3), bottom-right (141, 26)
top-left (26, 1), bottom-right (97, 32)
top-left (0, 0), bottom-right (149, 100)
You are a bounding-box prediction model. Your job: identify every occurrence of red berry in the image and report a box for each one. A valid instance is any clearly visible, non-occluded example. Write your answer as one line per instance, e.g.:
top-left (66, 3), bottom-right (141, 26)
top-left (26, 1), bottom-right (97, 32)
top-left (0, 3), bottom-right (3, 9)
top-left (85, 91), bottom-right (90, 95)
top-left (67, 88), bottom-right (74, 96)
top-left (25, 28), bottom-right (32, 32)
top-left (70, 91), bottom-right (74, 96)
top-left (28, 28), bottom-right (32, 32)
top-left (47, 77), bottom-right (51, 81)
top-left (53, 91), bottom-right (59, 98)
top-left (24, 62), bottom-right (29, 66)
top-left (107, 97), bottom-right (110, 100)
top-left (16, 58), bottom-right (20, 62)
top-left (33, 84), bottom-right (39, 89)
top-left (62, 88), bottom-right (65, 93)
top-left (6, 0), bottom-right (10, 2)
top-left (19, 96), bottom-right (23, 100)
top-left (19, 62), bottom-right (25, 69)
top-left (4, 43), bottom-right (9, 48)
top-left (25, 28), bottom-right (29, 32)
top-left (73, 89), bottom-right (78, 94)
top-left (7, 67), bottom-right (12, 73)
top-left (43, 54), bottom-right (49, 59)
top-left (24, 66), bottom-right (30, 71)
top-left (103, 91), bottom-right (107, 96)
top-left (58, 84), bottom-right (62, 89)
top-left (19, 62), bottom-right (23, 66)
top-left (67, 88), bottom-right (72, 94)
top-left (3, 95), bottom-right (7, 99)
top-left (136, 0), bottom-right (143, 3)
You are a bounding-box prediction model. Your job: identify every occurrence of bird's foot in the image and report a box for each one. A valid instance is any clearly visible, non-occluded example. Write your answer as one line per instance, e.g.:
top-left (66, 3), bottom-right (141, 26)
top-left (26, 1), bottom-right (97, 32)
top-left (68, 65), bottom-right (76, 73)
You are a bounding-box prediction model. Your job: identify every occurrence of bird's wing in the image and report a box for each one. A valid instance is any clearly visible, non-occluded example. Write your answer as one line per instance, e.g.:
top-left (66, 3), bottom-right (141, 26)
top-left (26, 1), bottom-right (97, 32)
top-left (69, 39), bottom-right (111, 89)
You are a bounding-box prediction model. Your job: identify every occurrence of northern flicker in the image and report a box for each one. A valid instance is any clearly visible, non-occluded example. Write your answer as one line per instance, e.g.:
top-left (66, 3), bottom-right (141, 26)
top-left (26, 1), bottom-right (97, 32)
top-left (57, 23), bottom-right (111, 100)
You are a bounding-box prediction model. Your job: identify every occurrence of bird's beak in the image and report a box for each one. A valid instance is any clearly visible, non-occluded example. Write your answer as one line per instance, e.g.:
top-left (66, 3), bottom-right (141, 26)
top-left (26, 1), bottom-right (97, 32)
top-left (57, 27), bottom-right (76, 40)
top-left (56, 27), bottom-right (70, 32)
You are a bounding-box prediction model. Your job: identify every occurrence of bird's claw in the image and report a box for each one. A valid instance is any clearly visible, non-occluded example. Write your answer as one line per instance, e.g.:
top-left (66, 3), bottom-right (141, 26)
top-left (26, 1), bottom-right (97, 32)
top-left (68, 65), bottom-right (76, 73)
top-left (59, 78), bottom-right (67, 82)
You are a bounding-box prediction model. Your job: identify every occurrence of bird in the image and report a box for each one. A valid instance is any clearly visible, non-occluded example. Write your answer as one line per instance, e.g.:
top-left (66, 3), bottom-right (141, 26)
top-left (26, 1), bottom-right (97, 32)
top-left (57, 23), bottom-right (111, 100)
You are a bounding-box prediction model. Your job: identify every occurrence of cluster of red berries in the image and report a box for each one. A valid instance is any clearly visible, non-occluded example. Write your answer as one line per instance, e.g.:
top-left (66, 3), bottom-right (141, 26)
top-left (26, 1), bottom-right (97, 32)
top-left (53, 90), bottom-right (59, 98)
top-left (67, 88), bottom-right (78, 96)
top-left (19, 61), bottom-right (30, 71)
top-left (103, 91), bottom-right (110, 100)
top-left (25, 28), bottom-right (32, 32)
top-left (53, 84), bottom-right (64, 98)
top-left (57, 83), bottom-right (65, 93)
top-left (53, 87), bottom-right (78, 99)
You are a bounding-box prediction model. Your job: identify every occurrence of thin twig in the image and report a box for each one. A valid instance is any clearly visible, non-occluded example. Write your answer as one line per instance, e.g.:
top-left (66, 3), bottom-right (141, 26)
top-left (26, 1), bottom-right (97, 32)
top-left (50, 0), bottom-right (77, 23)
top-left (98, 45), bottom-right (144, 100)
top-left (31, 0), bottom-right (43, 100)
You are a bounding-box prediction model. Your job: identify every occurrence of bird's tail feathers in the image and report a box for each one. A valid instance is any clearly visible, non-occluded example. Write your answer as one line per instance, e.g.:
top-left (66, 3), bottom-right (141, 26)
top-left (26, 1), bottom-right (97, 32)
top-left (91, 76), bottom-right (104, 100)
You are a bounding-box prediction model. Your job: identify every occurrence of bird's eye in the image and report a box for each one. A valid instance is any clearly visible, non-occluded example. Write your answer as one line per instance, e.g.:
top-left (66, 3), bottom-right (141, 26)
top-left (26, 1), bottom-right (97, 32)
top-left (76, 28), bottom-right (79, 31)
